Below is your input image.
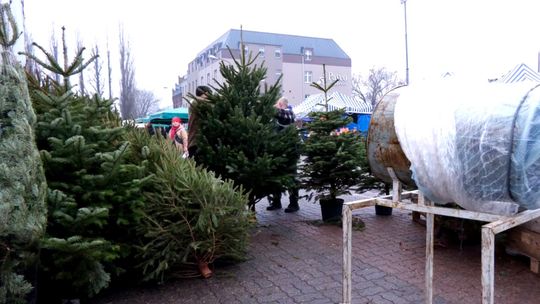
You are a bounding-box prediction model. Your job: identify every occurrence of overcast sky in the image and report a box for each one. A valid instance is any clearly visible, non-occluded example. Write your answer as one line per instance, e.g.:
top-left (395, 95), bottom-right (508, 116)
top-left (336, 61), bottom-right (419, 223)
top-left (20, 0), bottom-right (540, 108)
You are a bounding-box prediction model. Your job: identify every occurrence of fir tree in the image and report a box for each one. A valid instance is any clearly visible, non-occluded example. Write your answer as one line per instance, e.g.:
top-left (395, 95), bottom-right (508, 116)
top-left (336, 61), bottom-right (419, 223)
top-left (123, 129), bottom-right (251, 281)
top-left (0, 3), bottom-right (47, 303)
top-left (22, 29), bottom-right (147, 301)
top-left (300, 65), bottom-right (365, 202)
top-left (191, 46), bottom-right (300, 209)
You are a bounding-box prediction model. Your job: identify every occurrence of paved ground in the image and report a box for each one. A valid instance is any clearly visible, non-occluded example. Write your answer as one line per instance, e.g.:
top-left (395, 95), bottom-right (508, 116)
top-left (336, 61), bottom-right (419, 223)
top-left (92, 193), bottom-right (540, 304)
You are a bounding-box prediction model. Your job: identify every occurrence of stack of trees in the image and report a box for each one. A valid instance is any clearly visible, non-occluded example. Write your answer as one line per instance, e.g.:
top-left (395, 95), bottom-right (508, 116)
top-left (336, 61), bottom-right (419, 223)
top-left (20, 23), bottom-right (252, 302)
top-left (23, 28), bottom-right (149, 301)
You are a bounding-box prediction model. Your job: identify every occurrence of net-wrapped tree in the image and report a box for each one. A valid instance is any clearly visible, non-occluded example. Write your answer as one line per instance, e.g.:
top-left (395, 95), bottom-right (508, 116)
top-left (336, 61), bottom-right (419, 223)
top-left (123, 128), bottom-right (251, 281)
top-left (0, 3), bottom-right (47, 303)
top-left (191, 46), bottom-right (300, 210)
top-left (22, 29), bottom-right (147, 302)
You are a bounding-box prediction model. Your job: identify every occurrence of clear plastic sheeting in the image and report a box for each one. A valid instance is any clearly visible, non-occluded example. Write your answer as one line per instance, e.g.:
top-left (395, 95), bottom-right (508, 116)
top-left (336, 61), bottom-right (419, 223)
top-left (393, 80), bottom-right (540, 215)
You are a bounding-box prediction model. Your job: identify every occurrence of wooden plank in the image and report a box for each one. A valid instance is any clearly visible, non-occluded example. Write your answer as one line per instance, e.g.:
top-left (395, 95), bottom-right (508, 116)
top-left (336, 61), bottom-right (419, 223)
top-left (374, 199), bottom-right (503, 222)
top-left (387, 167), bottom-right (402, 203)
top-left (484, 208), bottom-right (540, 234)
top-left (425, 198), bottom-right (434, 304)
top-left (481, 227), bottom-right (495, 304)
top-left (342, 205), bottom-right (353, 304)
top-left (344, 198), bottom-right (376, 211)
top-left (508, 227), bottom-right (540, 261)
top-left (418, 191), bottom-right (426, 206)
top-left (531, 259), bottom-right (539, 274)
top-left (344, 191), bottom-right (418, 211)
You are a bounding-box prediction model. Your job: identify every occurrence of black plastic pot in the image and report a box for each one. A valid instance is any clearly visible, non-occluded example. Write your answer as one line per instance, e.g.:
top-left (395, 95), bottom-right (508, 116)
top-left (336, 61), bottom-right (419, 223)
top-left (375, 205), bottom-right (393, 216)
top-left (320, 198), bottom-right (344, 222)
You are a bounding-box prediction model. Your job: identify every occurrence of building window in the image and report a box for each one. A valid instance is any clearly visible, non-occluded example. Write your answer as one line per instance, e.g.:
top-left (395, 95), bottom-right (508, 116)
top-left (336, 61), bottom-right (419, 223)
top-left (276, 69), bottom-right (282, 77)
top-left (274, 49), bottom-right (281, 58)
top-left (259, 47), bottom-right (265, 57)
top-left (207, 73), bottom-right (210, 84)
top-left (304, 49), bottom-right (312, 61)
top-left (201, 76), bottom-right (204, 85)
top-left (214, 69), bottom-right (218, 79)
top-left (305, 94), bottom-right (310, 99)
top-left (304, 71), bottom-right (312, 83)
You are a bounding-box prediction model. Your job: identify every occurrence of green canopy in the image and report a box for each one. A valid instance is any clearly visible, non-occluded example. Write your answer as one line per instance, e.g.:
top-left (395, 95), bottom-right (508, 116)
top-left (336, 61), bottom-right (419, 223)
top-left (137, 107), bottom-right (189, 126)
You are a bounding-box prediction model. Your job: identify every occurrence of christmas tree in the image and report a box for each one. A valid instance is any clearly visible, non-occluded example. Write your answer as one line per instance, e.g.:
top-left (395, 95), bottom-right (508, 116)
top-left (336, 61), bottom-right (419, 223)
top-left (300, 65), bottom-right (365, 210)
top-left (22, 29), bottom-right (146, 301)
top-left (123, 128), bottom-right (251, 281)
top-left (0, 3), bottom-right (47, 303)
top-left (191, 46), bottom-right (300, 209)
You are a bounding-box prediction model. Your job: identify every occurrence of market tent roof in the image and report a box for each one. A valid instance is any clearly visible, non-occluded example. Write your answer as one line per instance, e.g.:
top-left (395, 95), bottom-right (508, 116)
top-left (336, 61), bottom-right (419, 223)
top-left (148, 107), bottom-right (189, 121)
top-left (499, 63), bottom-right (540, 83)
top-left (135, 107), bottom-right (189, 126)
top-left (292, 92), bottom-right (372, 118)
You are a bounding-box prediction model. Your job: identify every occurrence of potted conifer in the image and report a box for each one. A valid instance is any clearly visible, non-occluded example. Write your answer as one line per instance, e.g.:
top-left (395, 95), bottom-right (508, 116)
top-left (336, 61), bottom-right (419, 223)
top-left (300, 65), bottom-right (365, 222)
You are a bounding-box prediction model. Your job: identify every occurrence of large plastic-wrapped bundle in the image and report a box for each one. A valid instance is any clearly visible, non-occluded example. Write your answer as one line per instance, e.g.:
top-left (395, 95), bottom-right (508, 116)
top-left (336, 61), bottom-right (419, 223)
top-left (394, 80), bottom-right (540, 215)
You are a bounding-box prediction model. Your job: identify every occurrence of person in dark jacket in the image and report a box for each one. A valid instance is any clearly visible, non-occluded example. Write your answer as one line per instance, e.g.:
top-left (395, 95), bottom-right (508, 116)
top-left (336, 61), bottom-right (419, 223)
top-left (267, 97), bottom-right (300, 213)
top-left (187, 85), bottom-right (212, 161)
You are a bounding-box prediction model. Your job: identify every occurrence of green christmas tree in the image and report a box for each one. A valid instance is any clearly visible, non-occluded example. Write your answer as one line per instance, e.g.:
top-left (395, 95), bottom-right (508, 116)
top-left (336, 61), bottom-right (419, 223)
top-left (123, 128), bottom-right (251, 282)
top-left (300, 65), bottom-right (365, 204)
top-left (0, 3), bottom-right (47, 303)
top-left (22, 29), bottom-right (147, 301)
top-left (192, 46), bottom-right (300, 209)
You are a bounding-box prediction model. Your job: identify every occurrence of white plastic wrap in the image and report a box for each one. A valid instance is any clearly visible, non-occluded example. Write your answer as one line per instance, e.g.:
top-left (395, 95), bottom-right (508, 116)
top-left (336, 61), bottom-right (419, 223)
top-left (394, 80), bottom-right (540, 215)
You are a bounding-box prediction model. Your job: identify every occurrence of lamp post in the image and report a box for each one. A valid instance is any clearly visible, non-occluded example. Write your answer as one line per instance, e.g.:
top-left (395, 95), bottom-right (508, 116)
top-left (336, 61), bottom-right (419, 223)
top-left (401, 0), bottom-right (410, 85)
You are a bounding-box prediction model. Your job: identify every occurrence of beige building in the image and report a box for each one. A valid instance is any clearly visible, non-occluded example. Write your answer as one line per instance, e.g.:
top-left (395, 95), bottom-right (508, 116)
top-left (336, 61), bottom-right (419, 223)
top-left (172, 29), bottom-right (351, 108)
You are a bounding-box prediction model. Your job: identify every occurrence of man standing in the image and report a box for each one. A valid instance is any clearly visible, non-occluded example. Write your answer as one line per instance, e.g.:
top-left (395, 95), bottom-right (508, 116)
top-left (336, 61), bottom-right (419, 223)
top-left (187, 85), bottom-right (211, 162)
top-left (267, 97), bottom-right (300, 213)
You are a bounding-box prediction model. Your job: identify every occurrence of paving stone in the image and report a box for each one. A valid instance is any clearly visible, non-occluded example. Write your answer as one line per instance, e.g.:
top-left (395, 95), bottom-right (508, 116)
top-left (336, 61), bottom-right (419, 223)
top-left (89, 193), bottom-right (540, 304)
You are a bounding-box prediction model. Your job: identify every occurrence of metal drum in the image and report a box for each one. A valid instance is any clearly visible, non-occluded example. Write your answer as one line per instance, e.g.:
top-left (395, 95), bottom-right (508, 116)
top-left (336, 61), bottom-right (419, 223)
top-left (367, 88), bottom-right (416, 187)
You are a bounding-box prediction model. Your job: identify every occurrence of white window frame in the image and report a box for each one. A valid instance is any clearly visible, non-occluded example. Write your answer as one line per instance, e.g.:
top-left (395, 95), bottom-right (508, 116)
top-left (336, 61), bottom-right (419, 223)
top-left (304, 49), bottom-right (312, 61)
top-left (304, 71), bottom-right (312, 83)
top-left (259, 47), bottom-right (265, 57)
top-left (274, 49), bottom-right (281, 58)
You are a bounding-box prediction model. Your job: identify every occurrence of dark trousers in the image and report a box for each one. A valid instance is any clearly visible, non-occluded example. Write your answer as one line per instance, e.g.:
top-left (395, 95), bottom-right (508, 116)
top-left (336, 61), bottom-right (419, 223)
top-left (271, 181), bottom-right (299, 207)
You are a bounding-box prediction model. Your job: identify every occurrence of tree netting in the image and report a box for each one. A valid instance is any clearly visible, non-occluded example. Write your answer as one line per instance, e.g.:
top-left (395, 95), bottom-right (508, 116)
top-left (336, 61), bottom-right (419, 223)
top-left (394, 80), bottom-right (540, 215)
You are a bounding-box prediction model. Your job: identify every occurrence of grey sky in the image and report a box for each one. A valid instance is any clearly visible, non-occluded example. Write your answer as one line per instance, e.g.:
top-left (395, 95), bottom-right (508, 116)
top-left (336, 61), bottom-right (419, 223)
top-left (21, 0), bottom-right (540, 107)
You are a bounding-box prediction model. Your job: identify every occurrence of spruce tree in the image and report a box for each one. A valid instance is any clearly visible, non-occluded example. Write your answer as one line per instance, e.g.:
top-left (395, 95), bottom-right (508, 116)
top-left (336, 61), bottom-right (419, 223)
top-left (22, 29), bottom-right (147, 301)
top-left (0, 3), bottom-right (47, 303)
top-left (192, 47), bottom-right (300, 209)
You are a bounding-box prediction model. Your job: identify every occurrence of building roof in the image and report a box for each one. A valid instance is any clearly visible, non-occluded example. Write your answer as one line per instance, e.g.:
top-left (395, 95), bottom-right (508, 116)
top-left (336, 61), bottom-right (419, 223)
top-left (499, 63), bottom-right (540, 83)
top-left (201, 29), bottom-right (350, 59)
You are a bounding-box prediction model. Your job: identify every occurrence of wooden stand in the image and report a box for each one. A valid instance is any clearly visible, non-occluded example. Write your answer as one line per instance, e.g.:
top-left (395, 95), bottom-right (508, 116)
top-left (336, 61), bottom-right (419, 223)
top-left (342, 168), bottom-right (540, 304)
top-left (507, 227), bottom-right (540, 274)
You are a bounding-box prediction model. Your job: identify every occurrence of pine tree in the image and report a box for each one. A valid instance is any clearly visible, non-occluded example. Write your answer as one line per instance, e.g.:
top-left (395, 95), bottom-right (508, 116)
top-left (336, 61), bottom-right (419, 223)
top-left (22, 29), bottom-right (147, 301)
top-left (0, 3), bottom-right (47, 303)
top-left (192, 47), bottom-right (300, 209)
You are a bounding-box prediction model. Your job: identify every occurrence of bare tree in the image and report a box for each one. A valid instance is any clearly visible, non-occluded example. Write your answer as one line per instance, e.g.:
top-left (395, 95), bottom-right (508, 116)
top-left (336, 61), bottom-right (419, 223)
top-left (352, 67), bottom-right (401, 108)
top-left (76, 37), bottom-right (85, 95)
top-left (107, 39), bottom-right (112, 100)
top-left (49, 28), bottom-right (60, 83)
top-left (89, 44), bottom-right (104, 96)
top-left (119, 25), bottom-right (136, 119)
top-left (133, 89), bottom-right (160, 118)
